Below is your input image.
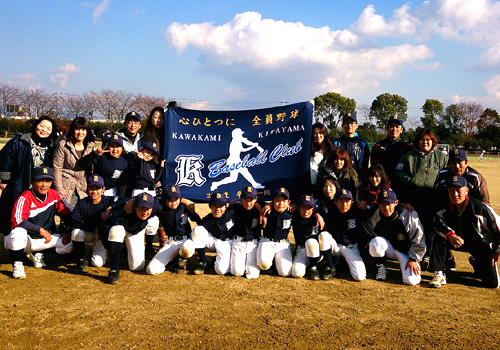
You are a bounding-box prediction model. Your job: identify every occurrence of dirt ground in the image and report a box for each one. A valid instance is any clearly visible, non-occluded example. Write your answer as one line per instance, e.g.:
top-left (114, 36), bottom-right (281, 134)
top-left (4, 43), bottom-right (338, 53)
top-left (1, 158), bottom-right (499, 349)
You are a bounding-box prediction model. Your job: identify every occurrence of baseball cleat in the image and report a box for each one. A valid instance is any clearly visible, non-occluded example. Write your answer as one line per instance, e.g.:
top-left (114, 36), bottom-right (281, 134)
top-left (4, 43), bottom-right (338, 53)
top-left (106, 270), bottom-right (120, 284)
top-left (429, 272), bottom-right (446, 289)
top-left (175, 257), bottom-right (188, 274)
top-left (193, 261), bottom-right (207, 275)
top-left (308, 267), bottom-right (320, 281)
top-left (76, 257), bottom-right (89, 272)
top-left (27, 252), bottom-right (46, 268)
top-left (375, 264), bottom-right (387, 281)
top-left (321, 266), bottom-right (336, 280)
top-left (12, 261), bottom-right (26, 279)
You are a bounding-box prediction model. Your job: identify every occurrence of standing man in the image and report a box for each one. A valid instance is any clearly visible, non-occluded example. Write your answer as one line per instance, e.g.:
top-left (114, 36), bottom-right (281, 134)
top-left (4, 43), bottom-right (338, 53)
top-left (429, 175), bottom-right (500, 289)
top-left (333, 113), bottom-right (370, 177)
top-left (116, 111), bottom-right (142, 154)
top-left (370, 115), bottom-right (413, 187)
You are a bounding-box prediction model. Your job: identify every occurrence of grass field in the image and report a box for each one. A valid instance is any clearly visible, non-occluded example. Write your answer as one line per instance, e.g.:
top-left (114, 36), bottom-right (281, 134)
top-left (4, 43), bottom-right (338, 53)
top-left (0, 144), bottom-right (499, 349)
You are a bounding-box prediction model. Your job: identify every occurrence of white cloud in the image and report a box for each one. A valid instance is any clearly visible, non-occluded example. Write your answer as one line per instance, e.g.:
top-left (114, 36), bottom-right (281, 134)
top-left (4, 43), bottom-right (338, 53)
top-left (224, 88), bottom-right (247, 99)
top-left (474, 44), bottom-right (500, 70)
top-left (441, 75), bottom-right (500, 110)
top-left (8, 73), bottom-right (42, 90)
top-left (93, 0), bottom-right (111, 24)
top-left (187, 100), bottom-right (211, 110)
top-left (164, 12), bottom-right (433, 98)
top-left (352, 4), bottom-right (420, 37)
top-left (127, 6), bottom-right (146, 19)
top-left (50, 63), bottom-right (81, 88)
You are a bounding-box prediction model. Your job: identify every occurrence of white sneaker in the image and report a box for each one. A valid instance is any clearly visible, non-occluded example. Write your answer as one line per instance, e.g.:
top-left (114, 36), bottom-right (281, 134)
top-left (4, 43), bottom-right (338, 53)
top-left (429, 271), bottom-right (447, 288)
top-left (375, 264), bottom-right (387, 281)
top-left (27, 252), bottom-right (46, 268)
top-left (12, 261), bottom-right (26, 279)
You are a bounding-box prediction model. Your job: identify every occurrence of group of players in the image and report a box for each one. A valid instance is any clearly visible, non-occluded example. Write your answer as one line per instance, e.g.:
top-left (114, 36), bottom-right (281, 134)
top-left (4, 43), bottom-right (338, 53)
top-left (2, 112), bottom-right (500, 289)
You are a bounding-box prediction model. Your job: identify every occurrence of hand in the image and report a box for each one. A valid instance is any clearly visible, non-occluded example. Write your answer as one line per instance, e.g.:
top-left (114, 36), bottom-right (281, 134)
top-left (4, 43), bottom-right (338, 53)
top-left (357, 201), bottom-right (367, 209)
top-left (490, 252), bottom-right (500, 267)
top-left (315, 213), bottom-right (325, 230)
top-left (261, 216), bottom-right (267, 228)
top-left (137, 152), bottom-right (143, 159)
top-left (102, 207), bottom-right (112, 221)
top-left (260, 204), bottom-right (271, 225)
top-left (124, 199), bottom-right (136, 214)
top-left (95, 148), bottom-right (104, 156)
top-left (61, 233), bottom-right (71, 245)
top-left (160, 159), bottom-right (166, 168)
top-left (400, 203), bottom-right (414, 212)
top-left (449, 234), bottom-right (464, 248)
top-left (405, 260), bottom-right (420, 275)
top-left (39, 228), bottom-right (52, 244)
top-left (288, 204), bottom-right (297, 212)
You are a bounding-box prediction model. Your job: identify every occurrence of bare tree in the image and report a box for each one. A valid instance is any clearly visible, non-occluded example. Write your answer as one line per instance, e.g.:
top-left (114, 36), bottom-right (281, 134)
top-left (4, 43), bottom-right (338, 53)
top-left (458, 101), bottom-right (483, 140)
top-left (0, 82), bottom-right (21, 116)
top-left (356, 103), bottom-right (373, 126)
top-left (21, 88), bottom-right (46, 118)
top-left (94, 89), bottom-right (133, 124)
top-left (63, 94), bottom-right (97, 119)
top-left (130, 93), bottom-right (167, 119)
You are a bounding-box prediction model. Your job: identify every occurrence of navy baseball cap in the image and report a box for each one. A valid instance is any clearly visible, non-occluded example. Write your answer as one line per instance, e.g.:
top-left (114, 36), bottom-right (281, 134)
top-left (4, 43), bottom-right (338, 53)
top-left (142, 141), bottom-right (159, 154)
top-left (240, 186), bottom-right (257, 199)
top-left (125, 111), bottom-right (141, 122)
top-left (298, 194), bottom-right (315, 207)
top-left (209, 192), bottom-right (227, 206)
top-left (32, 167), bottom-right (54, 180)
top-left (387, 115), bottom-right (403, 126)
top-left (108, 134), bottom-right (124, 147)
top-left (273, 187), bottom-right (289, 199)
top-left (334, 188), bottom-right (353, 200)
top-left (87, 174), bottom-right (104, 188)
top-left (449, 148), bottom-right (467, 162)
top-left (446, 175), bottom-right (467, 188)
top-left (342, 113), bottom-right (357, 123)
top-left (135, 192), bottom-right (154, 209)
top-left (377, 190), bottom-right (397, 204)
top-left (163, 183), bottom-right (181, 199)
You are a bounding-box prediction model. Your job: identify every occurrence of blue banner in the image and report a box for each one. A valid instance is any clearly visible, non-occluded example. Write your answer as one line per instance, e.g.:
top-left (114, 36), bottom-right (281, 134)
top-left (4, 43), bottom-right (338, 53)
top-left (164, 101), bottom-right (313, 202)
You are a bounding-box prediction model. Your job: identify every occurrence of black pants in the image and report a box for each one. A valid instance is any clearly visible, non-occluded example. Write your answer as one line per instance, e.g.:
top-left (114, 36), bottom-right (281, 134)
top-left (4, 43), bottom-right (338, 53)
top-left (431, 234), bottom-right (499, 288)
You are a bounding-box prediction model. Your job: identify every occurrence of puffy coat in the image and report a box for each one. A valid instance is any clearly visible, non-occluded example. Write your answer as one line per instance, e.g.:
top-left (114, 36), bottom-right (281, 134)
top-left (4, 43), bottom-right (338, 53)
top-left (52, 137), bottom-right (94, 200)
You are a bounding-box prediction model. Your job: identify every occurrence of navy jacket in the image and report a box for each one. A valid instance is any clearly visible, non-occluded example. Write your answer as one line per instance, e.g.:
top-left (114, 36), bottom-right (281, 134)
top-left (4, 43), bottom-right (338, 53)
top-left (333, 134), bottom-right (370, 176)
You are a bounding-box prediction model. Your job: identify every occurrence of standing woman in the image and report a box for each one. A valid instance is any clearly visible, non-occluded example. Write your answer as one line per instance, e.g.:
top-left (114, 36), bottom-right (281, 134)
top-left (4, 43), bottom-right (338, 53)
top-left (0, 116), bottom-right (58, 234)
top-left (394, 129), bottom-right (448, 265)
top-left (142, 106), bottom-right (165, 160)
top-left (53, 117), bottom-right (95, 207)
top-left (310, 122), bottom-right (335, 194)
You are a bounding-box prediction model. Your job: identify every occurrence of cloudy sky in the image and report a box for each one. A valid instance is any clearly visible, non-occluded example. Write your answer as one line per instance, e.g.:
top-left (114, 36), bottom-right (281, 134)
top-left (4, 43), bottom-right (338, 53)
top-left (1, 0), bottom-right (500, 122)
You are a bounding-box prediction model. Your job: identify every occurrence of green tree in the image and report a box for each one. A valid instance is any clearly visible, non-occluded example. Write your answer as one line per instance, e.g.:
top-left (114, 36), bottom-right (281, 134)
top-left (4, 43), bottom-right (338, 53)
top-left (478, 108), bottom-right (500, 129)
top-left (421, 99), bottom-right (443, 130)
top-left (436, 104), bottom-right (464, 145)
top-left (370, 93), bottom-right (408, 129)
top-left (314, 92), bottom-right (356, 130)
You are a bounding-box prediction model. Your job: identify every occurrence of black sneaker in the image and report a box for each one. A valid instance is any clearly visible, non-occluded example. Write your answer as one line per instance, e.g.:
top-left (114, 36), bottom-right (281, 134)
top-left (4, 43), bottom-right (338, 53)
top-left (107, 270), bottom-right (120, 284)
top-left (322, 266), bottom-right (336, 280)
top-left (193, 261), bottom-right (207, 275)
top-left (445, 257), bottom-right (456, 271)
top-left (308, 267), bottom-right (320, 281)
top-left (175, 257), bottom-right (187, 274)
top-left (75, 257), bottom-right (88, 272)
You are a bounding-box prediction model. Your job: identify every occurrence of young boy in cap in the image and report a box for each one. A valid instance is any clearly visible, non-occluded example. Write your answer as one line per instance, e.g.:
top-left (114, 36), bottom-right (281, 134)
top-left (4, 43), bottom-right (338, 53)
top-left (430, 175), bottom-right (500, 289)
top-left (318, 188), bottom-right (371, 281)
top-left (257, 188), bottom-right (295, 277)
top-left (102, 192), bottom-right (160, 284)
top-left (365, 190), bottom-right (426, 285)
top-left (188, 192), bottom-right (236, 275)
top-left (69, 174), bottom-right (125, 271)
top-left (146, 184), bottom-right (201, 275)
top-left (333, 113), bottom-right (370, 177)
top-left (4, 167), bottom-right (73, 279)
top-left (80, 133), bottom-right (129, 197)
top-left (230, 186), bottom-right (262, 279)
top-left (291, 194), bottom-right (333, 280)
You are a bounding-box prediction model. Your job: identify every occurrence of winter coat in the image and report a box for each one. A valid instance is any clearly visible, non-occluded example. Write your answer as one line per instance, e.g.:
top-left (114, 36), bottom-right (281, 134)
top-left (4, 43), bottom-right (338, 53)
top-left (52, 137), bottom-right (94, 200)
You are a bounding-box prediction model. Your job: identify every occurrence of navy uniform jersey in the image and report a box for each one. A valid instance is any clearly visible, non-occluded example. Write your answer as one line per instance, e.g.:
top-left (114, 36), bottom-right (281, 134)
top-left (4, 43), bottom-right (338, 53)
top-left (199, 208), bottom-right (237, 241)
top-left (230, 202), bottom-right (261, 241)
top-left (327, 205), bottom-right (371, 247)
top-left (373, 206), bottom-right (411, 253)
top-left (263, 210), bottom-right (295, 241)
top-left (130, 158), bottom-right (163, 191)
top-left (292, 215), bottom-right (319, 247)
top-left (81, 152), bottom-right (129, 194)
top-left (157, 202), bottom-right (201, 238)
top-left (69, 196), bottom-right (119, 232)
top-left (316, 196), bottom-right (337, 230)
